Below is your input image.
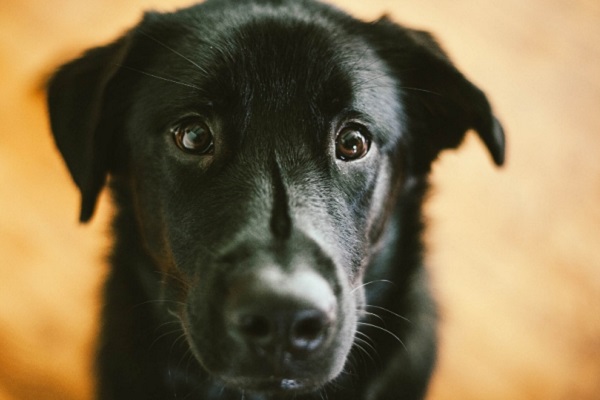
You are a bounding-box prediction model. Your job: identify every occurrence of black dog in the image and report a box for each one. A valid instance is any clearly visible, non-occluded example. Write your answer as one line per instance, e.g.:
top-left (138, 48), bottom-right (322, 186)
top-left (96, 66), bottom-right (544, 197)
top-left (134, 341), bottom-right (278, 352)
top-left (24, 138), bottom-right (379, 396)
top-left (47, 0), bottom-right (504, 399)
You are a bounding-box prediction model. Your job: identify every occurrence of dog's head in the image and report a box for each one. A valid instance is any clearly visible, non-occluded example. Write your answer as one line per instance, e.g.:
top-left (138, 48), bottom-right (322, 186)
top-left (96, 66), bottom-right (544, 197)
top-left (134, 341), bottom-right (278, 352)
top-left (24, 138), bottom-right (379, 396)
top-left (47, 0), bottom-right (504, 395)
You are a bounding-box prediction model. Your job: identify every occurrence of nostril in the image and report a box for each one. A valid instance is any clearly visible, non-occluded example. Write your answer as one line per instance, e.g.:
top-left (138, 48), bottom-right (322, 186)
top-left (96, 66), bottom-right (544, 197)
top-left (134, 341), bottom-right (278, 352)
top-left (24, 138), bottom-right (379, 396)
top-left (293, 315), bottom-right (324, 339)
top-left (290, 311), bottom-right (330, 352)
top-left (230, 308), bottom-right (333, 355)
top-left (237, 314), bottom-right (272, 340)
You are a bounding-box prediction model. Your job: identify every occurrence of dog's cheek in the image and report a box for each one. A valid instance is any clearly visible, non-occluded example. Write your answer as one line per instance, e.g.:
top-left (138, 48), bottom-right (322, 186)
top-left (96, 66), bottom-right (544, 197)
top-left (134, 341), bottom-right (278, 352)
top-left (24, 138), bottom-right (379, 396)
top-left (126, 148), bottom-right (200, 288)
top-left (330, 279), bottom-right (361, 379)
top-left (365, 155), bottom-right (401, 246)
top-left (329, 155), bottom-right (388, 276)
top-left (181, 272), bottom-right (239, 374)
top-left (127, 162), bottom-right (172, 259)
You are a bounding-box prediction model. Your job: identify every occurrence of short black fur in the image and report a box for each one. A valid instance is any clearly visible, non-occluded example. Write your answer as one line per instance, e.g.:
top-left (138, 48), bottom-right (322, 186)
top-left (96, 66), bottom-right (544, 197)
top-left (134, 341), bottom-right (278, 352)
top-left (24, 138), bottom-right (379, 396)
top-left (47, 1), bottom-right (505, 399)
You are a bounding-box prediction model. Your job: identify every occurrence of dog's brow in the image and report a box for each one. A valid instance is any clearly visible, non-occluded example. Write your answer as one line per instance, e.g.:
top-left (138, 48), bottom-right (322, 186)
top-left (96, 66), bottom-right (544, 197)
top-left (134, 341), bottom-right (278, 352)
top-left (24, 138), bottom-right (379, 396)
top-left (115, 64), bottom-right (203, 91)
top-left (137, 30), bottom-right (210, 76)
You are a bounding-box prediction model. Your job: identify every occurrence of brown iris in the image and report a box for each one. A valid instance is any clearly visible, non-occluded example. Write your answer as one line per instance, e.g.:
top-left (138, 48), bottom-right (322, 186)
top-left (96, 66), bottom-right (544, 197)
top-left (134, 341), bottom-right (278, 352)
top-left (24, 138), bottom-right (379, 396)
top-left (172, 120), bottom-right (214, 155)
top-left (335, 125), bottom-right (370, 161)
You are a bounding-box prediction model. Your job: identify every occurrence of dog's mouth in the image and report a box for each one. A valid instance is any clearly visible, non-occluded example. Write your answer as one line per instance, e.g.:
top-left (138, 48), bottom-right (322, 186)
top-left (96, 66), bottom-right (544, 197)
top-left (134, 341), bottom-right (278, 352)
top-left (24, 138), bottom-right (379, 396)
top-left (242, 345), bottom-right (341, 392)
top-left (220, 375), bottom-right (321, 395)
top-left (192, 336), bottom-right (340, 395)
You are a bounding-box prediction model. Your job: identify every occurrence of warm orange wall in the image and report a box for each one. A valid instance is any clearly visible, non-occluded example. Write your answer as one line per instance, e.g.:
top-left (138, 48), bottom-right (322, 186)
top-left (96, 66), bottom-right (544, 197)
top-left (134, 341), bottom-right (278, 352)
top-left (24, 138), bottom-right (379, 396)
top-left (1, 1), bottom-right (599, 399)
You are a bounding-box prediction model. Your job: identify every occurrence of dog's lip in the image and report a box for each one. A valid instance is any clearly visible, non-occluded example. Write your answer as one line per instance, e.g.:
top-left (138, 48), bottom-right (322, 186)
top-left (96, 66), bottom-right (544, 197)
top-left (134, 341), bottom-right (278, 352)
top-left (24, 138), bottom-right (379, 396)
top-left (222, 375), bottom-right (316, 394)
top-left (256, 377), bottom-right (305, 390)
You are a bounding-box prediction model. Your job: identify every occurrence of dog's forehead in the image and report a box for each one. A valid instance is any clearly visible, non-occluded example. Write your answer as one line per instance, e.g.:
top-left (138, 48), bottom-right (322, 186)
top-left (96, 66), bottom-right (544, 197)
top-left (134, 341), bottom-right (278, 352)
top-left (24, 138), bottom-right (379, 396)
top-left (141, 4), bottom-right (399, 124)
top-left (127, 2), bottom-right (403, 154)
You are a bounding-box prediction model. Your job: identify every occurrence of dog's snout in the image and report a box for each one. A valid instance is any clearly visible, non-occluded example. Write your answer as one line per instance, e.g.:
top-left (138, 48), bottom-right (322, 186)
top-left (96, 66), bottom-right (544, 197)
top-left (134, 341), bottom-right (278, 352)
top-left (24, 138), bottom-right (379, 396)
top-left (226, 268), bottom-right (337, 356)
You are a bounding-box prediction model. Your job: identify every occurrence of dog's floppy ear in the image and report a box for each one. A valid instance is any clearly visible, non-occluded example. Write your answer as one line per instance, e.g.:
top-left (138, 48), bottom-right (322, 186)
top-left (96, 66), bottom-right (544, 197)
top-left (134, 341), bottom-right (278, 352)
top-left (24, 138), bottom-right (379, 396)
top-left (47, 34), bottom-right (132, 222)
top-left (371, 19), bottom-right (505, 171)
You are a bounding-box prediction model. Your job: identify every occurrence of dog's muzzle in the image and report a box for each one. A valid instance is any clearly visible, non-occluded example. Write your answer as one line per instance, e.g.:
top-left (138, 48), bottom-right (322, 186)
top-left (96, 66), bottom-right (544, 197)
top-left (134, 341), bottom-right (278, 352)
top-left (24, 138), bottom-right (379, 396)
top-left (225, 267), bottom-right (337, 359)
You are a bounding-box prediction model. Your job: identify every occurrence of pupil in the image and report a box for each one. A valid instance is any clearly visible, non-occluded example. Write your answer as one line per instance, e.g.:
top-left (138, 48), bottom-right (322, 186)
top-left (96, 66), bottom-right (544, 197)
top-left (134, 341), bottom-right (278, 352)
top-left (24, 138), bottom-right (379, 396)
top-left (343, 131), bottom-right (361, 154)
top-left (184, 125), bottom-right (207, 149)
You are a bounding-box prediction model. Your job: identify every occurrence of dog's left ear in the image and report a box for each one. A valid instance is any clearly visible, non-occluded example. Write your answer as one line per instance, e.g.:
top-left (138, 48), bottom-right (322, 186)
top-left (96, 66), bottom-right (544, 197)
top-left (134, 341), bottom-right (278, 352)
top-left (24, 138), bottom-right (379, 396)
top-left (47, 34), bottom-right (132, 222)
top-left (370, 18), bottom-right (505, 171)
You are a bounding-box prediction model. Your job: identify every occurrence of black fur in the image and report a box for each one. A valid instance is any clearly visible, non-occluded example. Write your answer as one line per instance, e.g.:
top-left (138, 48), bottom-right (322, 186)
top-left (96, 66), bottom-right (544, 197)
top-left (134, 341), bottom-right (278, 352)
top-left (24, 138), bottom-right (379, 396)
top-left (47, 1), bottom-right (505, 399)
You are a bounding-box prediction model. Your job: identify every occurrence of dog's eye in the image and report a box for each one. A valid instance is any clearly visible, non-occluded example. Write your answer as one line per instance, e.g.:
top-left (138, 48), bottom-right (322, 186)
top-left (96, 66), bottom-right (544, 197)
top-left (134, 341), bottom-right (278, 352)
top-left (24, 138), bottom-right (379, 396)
top-left (172, 120), bottom-right (214, 155)
top-left (335, 125), bottom-right (370, 161)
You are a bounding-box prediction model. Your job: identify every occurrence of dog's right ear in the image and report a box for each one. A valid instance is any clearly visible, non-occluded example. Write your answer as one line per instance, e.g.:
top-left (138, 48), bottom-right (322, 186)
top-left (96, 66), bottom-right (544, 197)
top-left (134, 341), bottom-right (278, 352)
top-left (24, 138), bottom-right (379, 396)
top-left (367, 18), bottom-right (505, 173)
top-left (47, 34), bottom-right (132, 222)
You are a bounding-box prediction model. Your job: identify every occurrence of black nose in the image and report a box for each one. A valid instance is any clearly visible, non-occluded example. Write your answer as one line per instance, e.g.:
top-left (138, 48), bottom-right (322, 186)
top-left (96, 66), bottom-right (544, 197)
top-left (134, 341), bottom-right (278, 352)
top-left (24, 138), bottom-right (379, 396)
top-left (226, 269), bottom-right (336, 356)
top-left (234, 307), bottom-right (332, 353)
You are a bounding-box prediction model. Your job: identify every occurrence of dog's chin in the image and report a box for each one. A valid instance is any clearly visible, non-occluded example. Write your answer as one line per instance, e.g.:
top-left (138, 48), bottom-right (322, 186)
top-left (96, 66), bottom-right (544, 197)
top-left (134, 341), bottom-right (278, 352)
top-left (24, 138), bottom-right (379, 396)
top-left (200, 353), bottom-right (343, 396)
top-left (219, 374), bottom-right (327, 395)
top-left (196, 348), bottom-right (346, 396)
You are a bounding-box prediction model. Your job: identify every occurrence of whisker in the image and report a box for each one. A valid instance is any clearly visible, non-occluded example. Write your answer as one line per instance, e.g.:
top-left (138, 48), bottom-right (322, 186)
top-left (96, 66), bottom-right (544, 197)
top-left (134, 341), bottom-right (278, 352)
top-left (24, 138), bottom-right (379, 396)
top-left (138, 30), bottom-right (210, 75)
top-left (171, 334), bottom-right (195, 375)
top-left (116, 64), bottom-right (202, 90)
top-left (353, 339), bottom-right (376, 366)
top-left (399, 86), bottom-right (443, 96)
top-left (360, 310), bottom-right (386, 324)
top-left (179, 351), bottom-right (205, 400)
top-left (154, 318), bottom-right (183, 332)
top-left (160, 270), bottom-right (193, 291)
top-left (364, 304), bottom-right (411, 323)
top-left (355, 332), bottom-right (378, 356)
top-left (149, 327), bottom-right (184, 350)
top-left (351, 279), bottom-right (396, 294)
top-left (357, 322), bottom-right (407, 352)
top-left (349, 71), bottom-right (391, 88)
top-left (354, 337), bottom-right (377, 363)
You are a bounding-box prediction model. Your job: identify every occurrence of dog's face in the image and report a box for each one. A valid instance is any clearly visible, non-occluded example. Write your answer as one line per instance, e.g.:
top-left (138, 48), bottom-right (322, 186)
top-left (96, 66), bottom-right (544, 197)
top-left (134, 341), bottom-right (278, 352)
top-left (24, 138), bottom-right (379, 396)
top-left (125, 11), bottom-right (401, 391)
top-left (47, 0), bottom-right (504, 395)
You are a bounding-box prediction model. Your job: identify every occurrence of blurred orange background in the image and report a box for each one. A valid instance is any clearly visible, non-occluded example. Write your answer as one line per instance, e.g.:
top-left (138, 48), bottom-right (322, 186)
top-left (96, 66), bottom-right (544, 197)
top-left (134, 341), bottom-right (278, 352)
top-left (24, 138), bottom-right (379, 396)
top-left (1, 0), bottom-right (599, 399)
